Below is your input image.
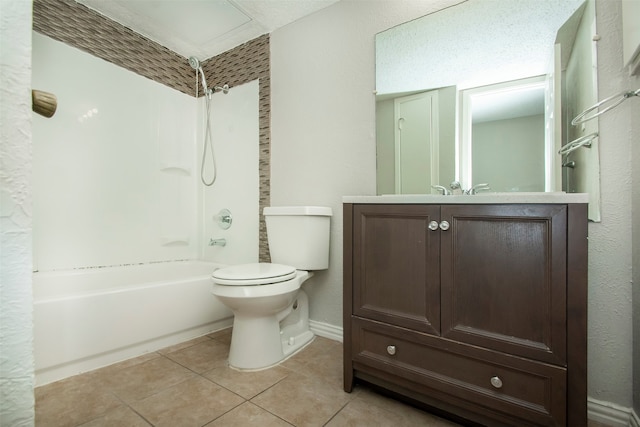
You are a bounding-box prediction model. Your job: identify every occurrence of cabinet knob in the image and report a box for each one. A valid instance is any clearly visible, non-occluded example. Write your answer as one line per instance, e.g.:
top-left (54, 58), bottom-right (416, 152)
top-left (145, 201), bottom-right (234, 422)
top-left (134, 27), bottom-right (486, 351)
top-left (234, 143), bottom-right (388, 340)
top-left (490, 376), bottom-right (503, 389)
top-left (428, 221), bottom-right (439, 231)
top-left (386, 345), bottom-right (396, 355)
top-left (439, 221), bottom-right (450, 231)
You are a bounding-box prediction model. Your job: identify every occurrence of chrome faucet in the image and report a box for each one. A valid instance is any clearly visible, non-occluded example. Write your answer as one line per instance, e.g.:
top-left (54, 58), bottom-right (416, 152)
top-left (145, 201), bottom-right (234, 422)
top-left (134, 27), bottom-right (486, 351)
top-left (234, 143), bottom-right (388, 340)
top-left (209, 238), bottom-right (227, 247)
top-left (431, 185), bottom-right (450, 195)
top-left (449, 181), bottom-right (463, 195)
top-left (464, 183), bottom-right (491, 195)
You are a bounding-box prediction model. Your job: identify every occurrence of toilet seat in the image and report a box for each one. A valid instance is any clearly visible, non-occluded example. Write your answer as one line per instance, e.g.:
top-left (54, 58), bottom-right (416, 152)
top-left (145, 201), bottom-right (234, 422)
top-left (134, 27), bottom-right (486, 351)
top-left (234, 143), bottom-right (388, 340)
top-left (212, 263), bottom-right (296, 286)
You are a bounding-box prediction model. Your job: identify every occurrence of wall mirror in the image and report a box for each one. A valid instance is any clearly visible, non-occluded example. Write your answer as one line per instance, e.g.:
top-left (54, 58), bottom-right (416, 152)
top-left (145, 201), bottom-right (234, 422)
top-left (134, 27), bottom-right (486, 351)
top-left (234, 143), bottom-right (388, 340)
top-left (375, 0), bottom-right (601, 220)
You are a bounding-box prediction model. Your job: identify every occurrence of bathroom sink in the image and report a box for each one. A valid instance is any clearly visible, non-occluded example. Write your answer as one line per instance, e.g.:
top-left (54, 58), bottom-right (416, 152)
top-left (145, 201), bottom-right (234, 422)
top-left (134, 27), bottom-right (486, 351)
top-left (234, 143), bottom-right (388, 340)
top-left (343, 192), bottom-right (589, 204)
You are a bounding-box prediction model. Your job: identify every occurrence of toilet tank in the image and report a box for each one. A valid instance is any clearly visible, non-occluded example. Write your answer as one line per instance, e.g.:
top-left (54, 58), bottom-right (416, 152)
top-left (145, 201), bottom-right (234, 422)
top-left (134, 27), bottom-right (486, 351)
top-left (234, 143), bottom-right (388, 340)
top-left (264, 206), bottom-right (332, 270)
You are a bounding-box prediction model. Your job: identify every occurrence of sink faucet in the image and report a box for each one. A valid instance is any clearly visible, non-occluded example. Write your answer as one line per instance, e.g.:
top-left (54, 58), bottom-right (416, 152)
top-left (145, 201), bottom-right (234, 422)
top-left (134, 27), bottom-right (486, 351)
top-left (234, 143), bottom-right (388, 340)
top-left (431, 185), bottom-right (451, 195)
top-left (450, 181), bottom-right (463, 195)
top-left (464, 183), bottom-right (491, 195)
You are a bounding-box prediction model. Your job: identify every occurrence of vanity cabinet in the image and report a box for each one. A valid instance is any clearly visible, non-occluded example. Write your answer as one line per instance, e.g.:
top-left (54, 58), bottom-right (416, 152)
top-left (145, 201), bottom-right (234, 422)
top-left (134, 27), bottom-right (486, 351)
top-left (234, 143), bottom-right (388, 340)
top-left (343, 202), bottom-right (587, 427)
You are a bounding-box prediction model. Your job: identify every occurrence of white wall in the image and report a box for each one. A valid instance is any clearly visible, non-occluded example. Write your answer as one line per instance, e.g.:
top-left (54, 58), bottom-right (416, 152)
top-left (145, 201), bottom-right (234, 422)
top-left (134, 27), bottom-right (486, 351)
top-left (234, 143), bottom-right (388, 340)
top-left (473, 114), bottom-right (545, 192)
top-left (271, 0), bottom-right (636, 414)
top-left (0, 1), bottom-right (35, 425)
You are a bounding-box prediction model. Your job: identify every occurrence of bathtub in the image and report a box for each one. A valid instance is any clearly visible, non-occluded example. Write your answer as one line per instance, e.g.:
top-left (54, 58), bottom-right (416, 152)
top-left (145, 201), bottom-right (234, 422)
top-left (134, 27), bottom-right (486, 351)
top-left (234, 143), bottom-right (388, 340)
top-left (33, 260), bottom-right (232, 385)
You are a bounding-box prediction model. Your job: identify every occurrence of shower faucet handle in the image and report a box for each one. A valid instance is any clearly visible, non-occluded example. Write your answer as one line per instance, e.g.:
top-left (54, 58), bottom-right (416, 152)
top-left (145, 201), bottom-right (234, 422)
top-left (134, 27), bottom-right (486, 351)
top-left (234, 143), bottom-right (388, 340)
top-left (209, 238), bottom-right (227, 247)
top-left (215, 209), bottom-right (232, 230)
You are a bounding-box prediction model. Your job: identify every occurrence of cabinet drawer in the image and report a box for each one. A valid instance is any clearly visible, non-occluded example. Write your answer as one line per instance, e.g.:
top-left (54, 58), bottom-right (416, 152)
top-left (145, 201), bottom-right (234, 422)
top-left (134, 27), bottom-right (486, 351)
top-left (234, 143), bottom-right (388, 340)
top-left (352, 318), bottom-right (567, 426)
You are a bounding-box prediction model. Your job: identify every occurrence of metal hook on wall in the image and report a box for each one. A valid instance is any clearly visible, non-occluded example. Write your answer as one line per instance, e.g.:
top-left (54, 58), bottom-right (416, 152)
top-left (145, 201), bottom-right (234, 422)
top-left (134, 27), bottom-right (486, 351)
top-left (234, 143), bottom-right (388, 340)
top-left (571, 88), bottom-right (639, 125)
top-left (558, 132), bottom-right (598, 156)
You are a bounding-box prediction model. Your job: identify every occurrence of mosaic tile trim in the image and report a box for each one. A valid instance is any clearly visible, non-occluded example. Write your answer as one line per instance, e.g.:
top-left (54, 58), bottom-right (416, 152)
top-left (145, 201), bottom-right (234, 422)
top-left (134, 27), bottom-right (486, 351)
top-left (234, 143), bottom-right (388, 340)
top-left (32, 0), bottom-right (195, 96)
top-left (33, 0), bottom-right (271, 261)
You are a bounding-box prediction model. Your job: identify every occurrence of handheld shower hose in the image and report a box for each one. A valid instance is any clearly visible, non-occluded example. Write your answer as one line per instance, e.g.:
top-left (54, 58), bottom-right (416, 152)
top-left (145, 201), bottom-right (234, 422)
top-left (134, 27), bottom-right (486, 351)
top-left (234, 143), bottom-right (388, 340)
top-left (189, 56), bottom-right (228, 187)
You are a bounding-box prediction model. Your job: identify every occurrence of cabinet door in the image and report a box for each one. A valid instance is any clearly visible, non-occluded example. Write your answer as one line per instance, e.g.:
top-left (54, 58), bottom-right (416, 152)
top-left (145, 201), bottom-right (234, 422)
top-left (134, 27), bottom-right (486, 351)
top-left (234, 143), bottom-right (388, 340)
top-left (353, 204), bottom-right (440, 335)
top-left (441, 204), bottom-right (567, 365)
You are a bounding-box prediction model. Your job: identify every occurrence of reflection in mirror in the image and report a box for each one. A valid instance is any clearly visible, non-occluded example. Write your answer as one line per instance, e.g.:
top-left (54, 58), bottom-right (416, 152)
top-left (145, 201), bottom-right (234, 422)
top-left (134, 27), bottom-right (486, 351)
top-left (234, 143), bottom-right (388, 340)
top-left (460, 76), bottom-right (546, 193)
top-left (375, 0), bottom-right (601, 220)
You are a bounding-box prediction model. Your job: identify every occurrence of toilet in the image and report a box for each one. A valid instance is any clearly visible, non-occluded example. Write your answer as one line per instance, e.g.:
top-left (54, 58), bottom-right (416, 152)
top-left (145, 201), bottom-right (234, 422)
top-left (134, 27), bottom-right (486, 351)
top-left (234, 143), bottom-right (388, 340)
top-left (211, 206), bottom-right (332, 370)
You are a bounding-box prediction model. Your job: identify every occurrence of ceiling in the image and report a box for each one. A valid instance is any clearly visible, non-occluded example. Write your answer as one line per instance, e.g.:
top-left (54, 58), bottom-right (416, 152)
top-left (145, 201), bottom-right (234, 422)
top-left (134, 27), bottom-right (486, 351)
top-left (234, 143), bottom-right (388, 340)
top-left (75, 0), bottom-right (340, 60)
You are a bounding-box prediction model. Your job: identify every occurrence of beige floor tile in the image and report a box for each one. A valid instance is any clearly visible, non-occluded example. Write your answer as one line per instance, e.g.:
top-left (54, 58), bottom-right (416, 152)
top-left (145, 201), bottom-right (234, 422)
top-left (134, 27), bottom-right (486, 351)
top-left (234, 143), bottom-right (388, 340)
top-left (158, 335), bottom-right (212, 355)
top-left (205, 401), bottom-right (293, 427)
top-left (163, 338), bottom-right (230, 373)
top-left (326, 386), bottom-right (460, 427)
top-left (130, 376), bottom-right (244, 427)
top-left (105, 356), bottom-right (196, 402)
top-left (35, 375), bottom-right (123, 427)
top-left (77, 405), bottom-right (151, 427)
top-left (281, 336), bottom-right (343, 387)
top-left (203, 364), bottom-right (291, 399)
top-left (207, 327), bottom-right (233, 346)
top-left (81, 352), bottom-right (162, 386)
top-left (251, 371), bottom-right (354, 427)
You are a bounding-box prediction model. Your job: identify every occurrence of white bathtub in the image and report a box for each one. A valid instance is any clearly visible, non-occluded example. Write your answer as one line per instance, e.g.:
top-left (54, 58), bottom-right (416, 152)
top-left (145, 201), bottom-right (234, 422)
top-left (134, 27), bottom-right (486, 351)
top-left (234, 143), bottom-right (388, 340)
top-left (33, 260), bottom-right (232, 385)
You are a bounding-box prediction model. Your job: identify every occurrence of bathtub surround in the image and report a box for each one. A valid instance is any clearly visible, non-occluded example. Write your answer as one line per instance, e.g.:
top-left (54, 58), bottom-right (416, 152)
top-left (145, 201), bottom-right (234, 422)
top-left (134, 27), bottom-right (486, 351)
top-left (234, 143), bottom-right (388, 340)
top-left (0, 1), bottom-right (35, 424)
top-left (32, 33), bottom-right (199, 271)
top-left (31, 0), bottom-right (264, 386)
top-left (31, 32), bottom-right (259, 382)
top-left (200, 79), bottom-right (260, 266)
top-left (32, 0), bottom-right (272, 262)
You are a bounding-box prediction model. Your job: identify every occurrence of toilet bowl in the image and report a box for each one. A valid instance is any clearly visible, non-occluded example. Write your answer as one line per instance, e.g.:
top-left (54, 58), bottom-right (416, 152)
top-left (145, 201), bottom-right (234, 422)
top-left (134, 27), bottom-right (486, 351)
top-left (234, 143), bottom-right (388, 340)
top-left (212, 263), bottom-right (313, 370)
top-left (211, 206), bottom-right (332, 370)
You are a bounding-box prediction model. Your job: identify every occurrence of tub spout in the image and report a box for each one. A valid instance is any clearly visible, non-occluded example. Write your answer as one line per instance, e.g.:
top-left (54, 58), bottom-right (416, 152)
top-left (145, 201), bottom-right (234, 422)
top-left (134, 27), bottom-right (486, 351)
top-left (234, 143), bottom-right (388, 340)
top-left (209, 238), bottom-right (226, 247)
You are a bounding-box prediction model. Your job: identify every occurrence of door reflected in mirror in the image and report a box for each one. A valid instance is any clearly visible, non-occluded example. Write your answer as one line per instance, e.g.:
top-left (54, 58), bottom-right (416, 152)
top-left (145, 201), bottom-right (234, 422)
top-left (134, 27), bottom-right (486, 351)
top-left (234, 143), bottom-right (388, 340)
top-left (375, 0), bottom-right (601, 220)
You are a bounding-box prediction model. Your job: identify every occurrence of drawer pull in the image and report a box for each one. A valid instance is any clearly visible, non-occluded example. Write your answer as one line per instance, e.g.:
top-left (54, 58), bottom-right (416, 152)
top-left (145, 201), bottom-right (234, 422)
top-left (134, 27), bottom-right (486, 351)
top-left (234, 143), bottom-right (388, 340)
top-left (439, 220), bottom-right (450, 231)
top-left (387, 345), bottom-right (397, 355)
top-left (490, 376), bottom-right (503, 389)
top-left (428, 221), bottom-right (439, 231)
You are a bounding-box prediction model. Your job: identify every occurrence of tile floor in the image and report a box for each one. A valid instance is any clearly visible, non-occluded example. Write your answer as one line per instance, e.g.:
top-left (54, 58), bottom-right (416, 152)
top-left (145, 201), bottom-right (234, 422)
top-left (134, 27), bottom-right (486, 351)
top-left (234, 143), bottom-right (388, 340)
top-left (35, 330), bottom-right (459, 427)
top-left (35, 330), bottom-right (613, 427)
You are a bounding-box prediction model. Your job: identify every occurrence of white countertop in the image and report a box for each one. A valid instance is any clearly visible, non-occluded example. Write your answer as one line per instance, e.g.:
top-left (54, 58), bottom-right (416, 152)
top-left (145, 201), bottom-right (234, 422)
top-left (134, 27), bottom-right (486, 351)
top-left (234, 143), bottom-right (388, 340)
top-left (343, 192), bottom-right (590, 204)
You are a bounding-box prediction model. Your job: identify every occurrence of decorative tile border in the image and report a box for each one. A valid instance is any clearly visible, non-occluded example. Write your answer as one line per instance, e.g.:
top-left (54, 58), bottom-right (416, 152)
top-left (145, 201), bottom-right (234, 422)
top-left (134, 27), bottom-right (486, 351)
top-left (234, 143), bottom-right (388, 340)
top-left (33, 0), bottom-right (271, 261)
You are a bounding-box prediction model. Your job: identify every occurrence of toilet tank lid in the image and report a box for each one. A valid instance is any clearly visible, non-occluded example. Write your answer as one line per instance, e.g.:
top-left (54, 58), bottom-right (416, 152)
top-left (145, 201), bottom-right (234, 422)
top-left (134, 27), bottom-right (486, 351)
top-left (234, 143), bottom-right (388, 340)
top-left (264, 206), bottom-right (332, 216)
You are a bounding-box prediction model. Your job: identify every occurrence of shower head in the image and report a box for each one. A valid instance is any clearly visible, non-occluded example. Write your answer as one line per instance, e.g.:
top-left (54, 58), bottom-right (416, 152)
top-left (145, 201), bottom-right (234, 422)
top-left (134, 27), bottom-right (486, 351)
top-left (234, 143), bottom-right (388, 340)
top-left (188, 56), bottom-right (209, 95)
top-left (188, 56), bottom-right (200, 70)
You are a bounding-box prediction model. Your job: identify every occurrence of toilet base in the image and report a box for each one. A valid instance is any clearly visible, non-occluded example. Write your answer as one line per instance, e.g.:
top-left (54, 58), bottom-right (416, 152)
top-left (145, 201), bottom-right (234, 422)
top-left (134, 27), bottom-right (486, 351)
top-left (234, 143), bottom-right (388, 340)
top-left (228, 290), bottom-right (313, 370)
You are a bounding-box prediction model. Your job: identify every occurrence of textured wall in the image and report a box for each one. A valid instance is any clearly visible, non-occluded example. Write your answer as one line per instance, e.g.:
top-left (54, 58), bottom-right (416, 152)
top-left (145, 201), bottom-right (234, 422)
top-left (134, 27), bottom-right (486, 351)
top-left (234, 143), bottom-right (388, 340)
top-left (586, 0), bottom-right (637, 409)
top-left (32, 0), bottom-right (272, 261)
top-left (0, 0), bottom-right (35, 425)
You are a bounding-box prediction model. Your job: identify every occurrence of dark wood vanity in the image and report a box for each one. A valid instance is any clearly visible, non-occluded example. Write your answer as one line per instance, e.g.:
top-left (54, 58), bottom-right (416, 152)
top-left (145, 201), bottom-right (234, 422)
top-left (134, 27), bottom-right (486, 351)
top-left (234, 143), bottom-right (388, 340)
top-left (343, 196), bottom-right (588, 426)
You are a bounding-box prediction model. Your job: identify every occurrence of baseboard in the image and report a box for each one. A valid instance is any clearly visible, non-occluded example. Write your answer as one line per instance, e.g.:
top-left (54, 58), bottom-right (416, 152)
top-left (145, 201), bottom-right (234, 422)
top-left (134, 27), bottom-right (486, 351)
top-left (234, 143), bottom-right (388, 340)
top-left (588, 397), bottom-right (635, 427)
top-left (309, 320), bottom-right (343, 342)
